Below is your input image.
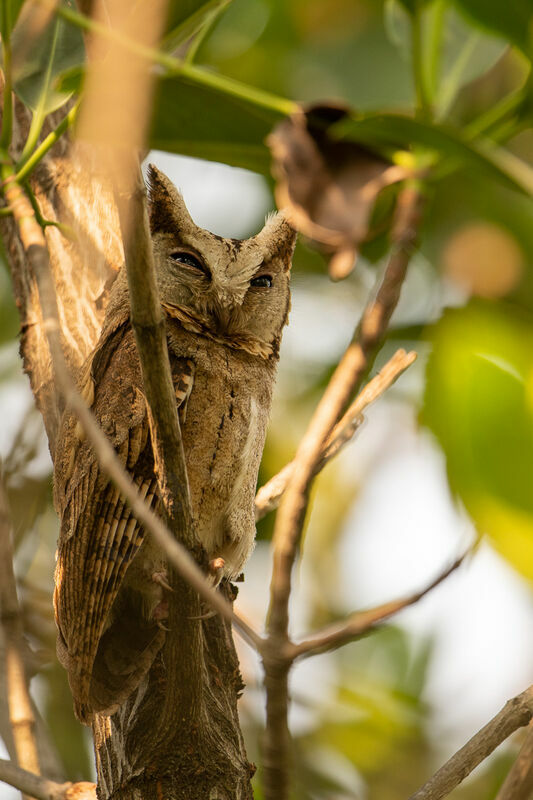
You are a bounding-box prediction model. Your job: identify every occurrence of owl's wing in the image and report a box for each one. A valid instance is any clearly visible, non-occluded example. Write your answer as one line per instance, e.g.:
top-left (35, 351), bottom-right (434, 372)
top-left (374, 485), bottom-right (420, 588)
top-left (54, 325), bottom-right (194, 722)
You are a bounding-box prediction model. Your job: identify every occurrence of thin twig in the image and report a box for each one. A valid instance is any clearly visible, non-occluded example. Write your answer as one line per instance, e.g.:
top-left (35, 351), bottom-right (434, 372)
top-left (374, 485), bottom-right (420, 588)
top-left (262, 185), bottom-right (425, 800)
top-left (409, 685), bottom-right (533, 800)
top-left (254, 348), bottom-right (417, 521)
top-left (0, 166), bottom-right (262, 652)
top-left (0, 759), bottom-right (95, 800)
top-left (0, 469), bottom-right (40, 795)
top-left (289, 550), bottom-right (468, 659)
top-left (112, 151), bottom-right (195, 546)
top-left (494, 719), bottom-right (533, 800)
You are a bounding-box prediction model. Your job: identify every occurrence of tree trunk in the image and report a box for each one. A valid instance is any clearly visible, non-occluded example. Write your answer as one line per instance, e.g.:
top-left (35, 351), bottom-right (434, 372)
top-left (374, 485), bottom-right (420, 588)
top-left (1, 92), bottom-right (254, 799)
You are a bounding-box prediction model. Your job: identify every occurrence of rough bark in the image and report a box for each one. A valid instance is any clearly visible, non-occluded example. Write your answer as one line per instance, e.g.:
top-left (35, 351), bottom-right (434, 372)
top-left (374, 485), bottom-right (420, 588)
top-left (1, 95), bottom-right (253, 798)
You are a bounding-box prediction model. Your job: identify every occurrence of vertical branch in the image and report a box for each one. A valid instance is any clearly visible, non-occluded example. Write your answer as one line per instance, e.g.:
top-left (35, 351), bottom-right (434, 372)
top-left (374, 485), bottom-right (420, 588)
top-left (112, 153), bottom-right (195, 546)
top-left (76, 0), bottom-right (194, 541)
top-left (262, 184), bottom-right (425, 800)
top-left (0, 469), bottom-right (40, 793)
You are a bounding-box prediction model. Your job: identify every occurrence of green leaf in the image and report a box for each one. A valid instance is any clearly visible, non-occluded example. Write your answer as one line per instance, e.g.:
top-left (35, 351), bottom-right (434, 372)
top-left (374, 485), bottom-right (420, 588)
top-left (451, 0), bottom-right (533, 55)
top-left (162, 0), bottom-right (231, 52)
top-left (422, 302), bottom-right (533, 580)
top-left (11, 1), bottom-right (85, 114)
top-left (149, 74), bottom-right (287, 173)
top-left (0, 0), bottom-right (25, 37)
top-left (332, 112), bottom-right (531, 196)
top-left (385, 0), bottom-right (508, 115)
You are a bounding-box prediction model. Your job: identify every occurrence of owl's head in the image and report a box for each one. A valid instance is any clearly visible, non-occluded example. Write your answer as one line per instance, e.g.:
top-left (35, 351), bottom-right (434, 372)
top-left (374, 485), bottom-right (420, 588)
top-left (146, 165), bottom-right (296, 359)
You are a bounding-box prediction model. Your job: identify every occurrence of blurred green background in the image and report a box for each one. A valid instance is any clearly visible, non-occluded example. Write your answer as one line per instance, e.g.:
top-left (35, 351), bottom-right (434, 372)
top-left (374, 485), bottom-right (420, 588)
top-left (2, 0), bottom-right (533, 797)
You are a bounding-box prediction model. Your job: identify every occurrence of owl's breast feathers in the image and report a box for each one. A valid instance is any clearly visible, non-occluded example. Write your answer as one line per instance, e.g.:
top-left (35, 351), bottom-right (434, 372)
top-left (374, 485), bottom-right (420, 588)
top-left (53, 315), bottom-right (274, 722)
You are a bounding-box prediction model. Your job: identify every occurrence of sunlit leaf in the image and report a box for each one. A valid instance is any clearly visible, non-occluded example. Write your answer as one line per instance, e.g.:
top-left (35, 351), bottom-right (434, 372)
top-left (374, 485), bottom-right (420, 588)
top-left (11, 1), bottom-right (85, 114)
top-left (422, 302), bottom-right (533, 579)
top-left (451, 0), bottom-right (533, 56)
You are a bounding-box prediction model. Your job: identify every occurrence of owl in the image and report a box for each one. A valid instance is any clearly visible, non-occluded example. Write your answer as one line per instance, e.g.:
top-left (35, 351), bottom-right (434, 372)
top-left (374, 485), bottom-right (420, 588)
top-left (53, 165), bottom-right (296, 724)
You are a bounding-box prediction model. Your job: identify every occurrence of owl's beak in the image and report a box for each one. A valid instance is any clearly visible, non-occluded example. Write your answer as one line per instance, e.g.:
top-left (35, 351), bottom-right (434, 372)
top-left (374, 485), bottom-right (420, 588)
top-left (210, 290), bottom-right (243, 333)
top-left (212, 304), bottom-right (234, 333)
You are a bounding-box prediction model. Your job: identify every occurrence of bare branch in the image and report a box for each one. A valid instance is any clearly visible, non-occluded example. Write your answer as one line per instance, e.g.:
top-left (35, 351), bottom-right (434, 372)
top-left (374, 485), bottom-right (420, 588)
top-left (262, 185), bottom-right (425, 800)
top-left (0, 759), bottom-right (95, 800)
top-left (289, 550), bottom-right (468, 659)
top-left (0, 170), bottom-right (262, 652)
top-left (409, 686), bottom-right (533, 800)
top-left (77, 0), bottom-right (194, 542)
top-left (267, 186), bottom-right (424, 643)
top-left (113, 152), bottom-right (195, 545)
top-left (494, 720), bottom-right (533, 800)
top-left (0, 469), bottom-right (40, 793)
top-left (255, 348), bottom-right (417, 521)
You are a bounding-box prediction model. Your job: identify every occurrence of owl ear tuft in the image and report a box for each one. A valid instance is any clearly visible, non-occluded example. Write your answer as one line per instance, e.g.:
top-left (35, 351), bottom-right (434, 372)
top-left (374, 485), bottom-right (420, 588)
top-left (146, 164), bottom-right (195, 235)
top-left (257, 212), bottom-right (297, 270)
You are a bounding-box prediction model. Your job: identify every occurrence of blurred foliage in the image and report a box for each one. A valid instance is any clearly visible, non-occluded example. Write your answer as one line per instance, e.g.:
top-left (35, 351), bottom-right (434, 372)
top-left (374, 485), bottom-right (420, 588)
top-left (423, 302), bottom-right (533, 579)
top-left (2, 0), bottom-right (533, 797)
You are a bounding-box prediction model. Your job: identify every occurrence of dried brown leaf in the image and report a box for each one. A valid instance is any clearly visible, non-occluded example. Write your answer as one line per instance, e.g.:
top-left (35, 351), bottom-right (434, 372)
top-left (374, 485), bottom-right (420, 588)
top-left (268, 104), bottom-right (408, 279)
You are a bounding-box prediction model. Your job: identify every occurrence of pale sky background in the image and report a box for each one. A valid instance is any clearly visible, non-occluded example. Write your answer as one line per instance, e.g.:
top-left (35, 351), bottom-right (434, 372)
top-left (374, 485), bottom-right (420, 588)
top-left (1, 153), bottom-right (532, 796)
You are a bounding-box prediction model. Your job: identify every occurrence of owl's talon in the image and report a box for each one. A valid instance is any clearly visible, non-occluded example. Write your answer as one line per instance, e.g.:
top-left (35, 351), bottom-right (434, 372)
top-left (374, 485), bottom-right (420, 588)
top-left (209, 557), bottom-right (225, 574)
top-left (152, 571), bottom-right (173, 592)
top-left (207, 557), bottom-right (225, 587)
top-left (188, 608), bottom-right (217, 621)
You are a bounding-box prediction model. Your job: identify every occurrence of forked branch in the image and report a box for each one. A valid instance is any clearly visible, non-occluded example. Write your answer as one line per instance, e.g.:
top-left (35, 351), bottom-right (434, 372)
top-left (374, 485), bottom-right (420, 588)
top-left (255, 347), bottom-right (417, 521)
top-left (262, 184), bottom-right (426, 800)
top-left (267, 185), bottom-right (425, 644)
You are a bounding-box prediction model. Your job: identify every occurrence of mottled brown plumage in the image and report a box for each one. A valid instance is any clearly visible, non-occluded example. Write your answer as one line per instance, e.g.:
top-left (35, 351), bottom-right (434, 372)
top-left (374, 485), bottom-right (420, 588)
top-left (53, 165), bottom-right (296, 723)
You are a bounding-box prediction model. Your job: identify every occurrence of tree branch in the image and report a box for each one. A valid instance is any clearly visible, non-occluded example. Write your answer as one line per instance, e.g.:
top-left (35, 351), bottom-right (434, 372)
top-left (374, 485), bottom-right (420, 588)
top-left (0, 759), bottom-right (95, 800)
top-left (112, 152), bottom-right (195, 546)
top-left (0, 167), bottom-right (262, 652)
top-left (0, 468), bottom-right (40, 794)
top-left (494, 720), bottom-right (533, 800)
top-left (254, 347), bottom-right (417, 521)
top-left (289, 550), bottom-right (468, 659)
top-left (409, 685), bottom-right (533, 800)
top-left (262, 184), bottom-right (425, 800)
top-left (77, 0), bottom-right (194, 546)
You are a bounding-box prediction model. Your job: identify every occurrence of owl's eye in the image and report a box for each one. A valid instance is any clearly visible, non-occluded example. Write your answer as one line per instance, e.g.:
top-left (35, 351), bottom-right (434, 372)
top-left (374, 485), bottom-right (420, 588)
top-left (169, 251), bottom-right (208, 276)
top-left (250, 275), bottom-right (273, 288)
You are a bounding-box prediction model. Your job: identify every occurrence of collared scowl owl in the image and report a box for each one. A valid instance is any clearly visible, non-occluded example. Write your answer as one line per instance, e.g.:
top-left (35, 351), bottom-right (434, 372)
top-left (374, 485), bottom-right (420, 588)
top-left (53, 165), bottom-right (296, 723)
